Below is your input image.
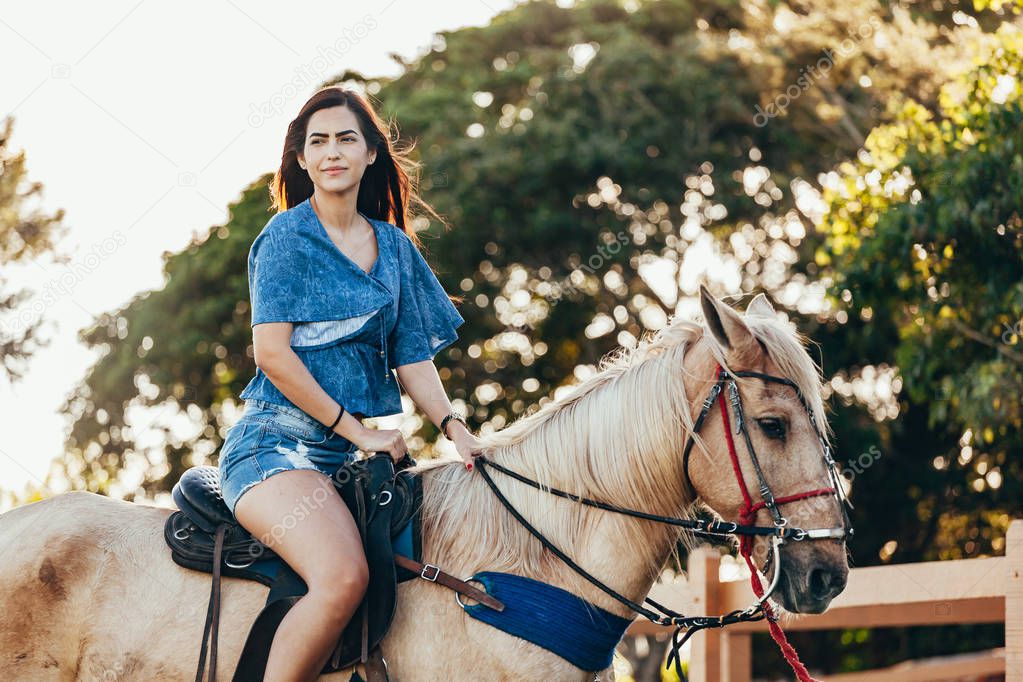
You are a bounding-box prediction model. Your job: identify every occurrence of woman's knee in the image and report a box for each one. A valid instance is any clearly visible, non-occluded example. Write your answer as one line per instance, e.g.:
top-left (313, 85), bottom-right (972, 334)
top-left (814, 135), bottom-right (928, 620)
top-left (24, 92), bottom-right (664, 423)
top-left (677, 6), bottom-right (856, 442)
top-left (314, 547), bottom-right (369, 588)
top-left (309, 559), bottom-right (370, 612)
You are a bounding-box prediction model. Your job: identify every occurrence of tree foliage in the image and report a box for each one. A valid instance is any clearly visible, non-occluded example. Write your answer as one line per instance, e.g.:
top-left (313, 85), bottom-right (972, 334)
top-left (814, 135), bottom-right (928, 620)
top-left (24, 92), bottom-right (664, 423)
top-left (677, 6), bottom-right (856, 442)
top-left (0, 117), bottom-right (66, 382)
top-left (819, 23), bottom-right (1023, 562)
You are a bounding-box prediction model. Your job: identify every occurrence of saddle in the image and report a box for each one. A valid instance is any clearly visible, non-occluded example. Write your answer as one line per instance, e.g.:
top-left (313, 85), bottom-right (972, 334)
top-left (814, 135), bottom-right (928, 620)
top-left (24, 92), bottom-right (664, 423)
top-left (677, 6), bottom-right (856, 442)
top-left (164, 453), bottom-right (503, 682)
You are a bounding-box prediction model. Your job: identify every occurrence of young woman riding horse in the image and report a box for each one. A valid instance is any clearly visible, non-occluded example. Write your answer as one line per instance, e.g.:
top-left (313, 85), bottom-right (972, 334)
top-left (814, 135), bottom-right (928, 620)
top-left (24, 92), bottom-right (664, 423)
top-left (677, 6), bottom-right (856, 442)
top-left (222, 86), bottom-right (484, 682)
top-left (0, 287), bottom-right (851, 680)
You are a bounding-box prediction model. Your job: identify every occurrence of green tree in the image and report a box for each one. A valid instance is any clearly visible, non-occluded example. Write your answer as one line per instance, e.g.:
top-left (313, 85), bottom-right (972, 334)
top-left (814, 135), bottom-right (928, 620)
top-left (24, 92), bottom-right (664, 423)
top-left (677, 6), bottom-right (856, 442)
top-left (770, 24), bottom-right (1023, 677)
top-left (819, 23), bottom-right (1023, 562)
top-left (0, 117), bottom-right (66, 382)
top-left (61, 181), bottom-right (270, 498)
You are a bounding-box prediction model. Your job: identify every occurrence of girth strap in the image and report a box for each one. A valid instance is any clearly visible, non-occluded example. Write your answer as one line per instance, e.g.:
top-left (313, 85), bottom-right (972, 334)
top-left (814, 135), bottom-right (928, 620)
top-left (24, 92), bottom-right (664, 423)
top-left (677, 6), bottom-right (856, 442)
top-left (393, 553), bottom-right (505, 612)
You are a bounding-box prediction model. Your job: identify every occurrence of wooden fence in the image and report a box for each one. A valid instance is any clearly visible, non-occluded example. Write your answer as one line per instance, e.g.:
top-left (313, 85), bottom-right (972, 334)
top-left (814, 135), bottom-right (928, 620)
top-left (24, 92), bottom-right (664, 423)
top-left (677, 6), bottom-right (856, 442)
top-left (626, 519), bottom-right (1023, 681)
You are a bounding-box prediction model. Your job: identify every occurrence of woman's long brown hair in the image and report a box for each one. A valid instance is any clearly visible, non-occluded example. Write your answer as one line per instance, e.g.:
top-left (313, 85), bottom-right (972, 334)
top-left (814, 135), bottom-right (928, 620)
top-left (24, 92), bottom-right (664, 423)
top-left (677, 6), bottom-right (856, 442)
top-left (270, 86), bottom-right (444, 248)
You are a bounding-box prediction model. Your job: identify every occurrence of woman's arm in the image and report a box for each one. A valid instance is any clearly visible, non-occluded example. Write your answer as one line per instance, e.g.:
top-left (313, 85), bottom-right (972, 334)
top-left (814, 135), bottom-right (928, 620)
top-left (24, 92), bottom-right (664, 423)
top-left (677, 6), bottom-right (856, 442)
top-left (394, 358), bottom-right (482, 468)
top-left (253, 323), bottom-right (408, 460)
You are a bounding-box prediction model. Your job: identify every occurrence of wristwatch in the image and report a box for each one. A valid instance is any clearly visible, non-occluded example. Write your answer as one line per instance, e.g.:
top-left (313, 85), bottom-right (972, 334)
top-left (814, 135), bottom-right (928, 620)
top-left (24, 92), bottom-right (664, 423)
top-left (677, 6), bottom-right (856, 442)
top-left (439, 412), bottom-right (468, 439)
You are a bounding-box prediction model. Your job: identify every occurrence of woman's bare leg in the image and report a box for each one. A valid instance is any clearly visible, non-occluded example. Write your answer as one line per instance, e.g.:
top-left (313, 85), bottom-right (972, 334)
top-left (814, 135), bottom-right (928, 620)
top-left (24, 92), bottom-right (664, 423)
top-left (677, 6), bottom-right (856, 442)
top-left (234, 469), bottom-right (369, 682)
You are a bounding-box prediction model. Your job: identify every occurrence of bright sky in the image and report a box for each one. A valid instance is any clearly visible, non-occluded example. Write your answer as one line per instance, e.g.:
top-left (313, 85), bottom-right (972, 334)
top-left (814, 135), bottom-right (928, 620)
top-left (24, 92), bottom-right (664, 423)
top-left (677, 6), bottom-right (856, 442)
top-left (0, 0), bottom-right (519, 505)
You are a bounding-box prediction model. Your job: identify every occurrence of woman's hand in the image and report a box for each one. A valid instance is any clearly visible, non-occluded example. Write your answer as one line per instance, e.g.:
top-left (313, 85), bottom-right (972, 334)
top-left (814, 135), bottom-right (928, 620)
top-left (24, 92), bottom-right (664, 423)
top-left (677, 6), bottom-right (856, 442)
top-left (448, 424), bottom-right (486, 471)
top-left (351, 426), bottom-right (408, 463)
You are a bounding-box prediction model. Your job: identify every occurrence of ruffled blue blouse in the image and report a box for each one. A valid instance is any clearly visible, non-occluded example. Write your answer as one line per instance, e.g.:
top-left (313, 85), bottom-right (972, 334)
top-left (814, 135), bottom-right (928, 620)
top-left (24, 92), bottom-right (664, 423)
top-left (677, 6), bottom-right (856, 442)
top-left (238, 197), bottom-right (465, 418)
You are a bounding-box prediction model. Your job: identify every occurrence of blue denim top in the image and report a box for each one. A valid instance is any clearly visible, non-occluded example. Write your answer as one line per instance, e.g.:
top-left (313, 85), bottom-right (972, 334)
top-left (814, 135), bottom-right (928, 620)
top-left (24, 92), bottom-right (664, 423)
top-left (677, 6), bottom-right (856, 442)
top-left (238, 197), bottom-right (465, 418)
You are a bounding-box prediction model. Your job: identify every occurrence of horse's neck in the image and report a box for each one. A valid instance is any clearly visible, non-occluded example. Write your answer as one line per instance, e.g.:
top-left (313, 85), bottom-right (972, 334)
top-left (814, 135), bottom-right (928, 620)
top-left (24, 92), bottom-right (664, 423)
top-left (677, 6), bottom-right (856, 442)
top-left (418, 342), bottom-right (711, 617)
top-left (418, 441), bottom-right (687, 619)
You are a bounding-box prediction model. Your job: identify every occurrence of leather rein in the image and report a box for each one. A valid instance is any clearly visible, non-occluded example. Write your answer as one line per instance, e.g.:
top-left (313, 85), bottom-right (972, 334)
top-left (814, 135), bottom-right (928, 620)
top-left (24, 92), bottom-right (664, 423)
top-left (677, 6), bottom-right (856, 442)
top-left (474, 363), bottom-right (854, 680)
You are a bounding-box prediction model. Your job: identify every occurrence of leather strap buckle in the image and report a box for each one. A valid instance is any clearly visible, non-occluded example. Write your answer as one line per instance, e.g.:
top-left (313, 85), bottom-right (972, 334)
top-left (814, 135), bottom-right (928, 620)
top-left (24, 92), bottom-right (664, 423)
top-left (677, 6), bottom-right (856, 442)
top-left (420, 563), bottom-right (441, 582)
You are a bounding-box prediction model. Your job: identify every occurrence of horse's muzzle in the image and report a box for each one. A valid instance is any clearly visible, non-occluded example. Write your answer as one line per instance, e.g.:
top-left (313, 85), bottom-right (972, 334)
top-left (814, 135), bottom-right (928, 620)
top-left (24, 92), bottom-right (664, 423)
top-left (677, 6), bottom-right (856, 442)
top-left (774, 549), bottom-right (849, 614)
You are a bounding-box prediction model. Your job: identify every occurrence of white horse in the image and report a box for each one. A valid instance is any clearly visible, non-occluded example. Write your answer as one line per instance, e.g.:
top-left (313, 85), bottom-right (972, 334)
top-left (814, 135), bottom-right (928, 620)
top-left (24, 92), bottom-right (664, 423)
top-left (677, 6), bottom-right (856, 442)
top-left (0, 287), bottom-right (849, 680)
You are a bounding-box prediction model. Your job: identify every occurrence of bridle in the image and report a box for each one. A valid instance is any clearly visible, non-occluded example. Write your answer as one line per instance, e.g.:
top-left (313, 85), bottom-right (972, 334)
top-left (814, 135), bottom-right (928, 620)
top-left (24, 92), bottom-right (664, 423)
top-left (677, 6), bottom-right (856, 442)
top-left (473, 363), bottom-right (854, 681)
top-left (683, 364), bottom-right (854, 548)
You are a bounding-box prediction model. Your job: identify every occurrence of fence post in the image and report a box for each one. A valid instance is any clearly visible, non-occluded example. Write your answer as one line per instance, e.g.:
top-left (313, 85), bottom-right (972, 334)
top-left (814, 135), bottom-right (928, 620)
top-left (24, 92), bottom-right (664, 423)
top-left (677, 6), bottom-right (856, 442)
top-left (689, 547), bottom-right (722, 682)
top-left (1008, 519), bottom-right (1023, 681)
top-left (720, 632), bottom-right (752, 682)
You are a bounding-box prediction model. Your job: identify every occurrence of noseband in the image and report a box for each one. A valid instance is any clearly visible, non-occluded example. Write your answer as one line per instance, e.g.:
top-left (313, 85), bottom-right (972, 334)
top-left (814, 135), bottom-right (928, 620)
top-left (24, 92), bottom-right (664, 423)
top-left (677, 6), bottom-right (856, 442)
top-left (475, 362), bottom-right (854, 681)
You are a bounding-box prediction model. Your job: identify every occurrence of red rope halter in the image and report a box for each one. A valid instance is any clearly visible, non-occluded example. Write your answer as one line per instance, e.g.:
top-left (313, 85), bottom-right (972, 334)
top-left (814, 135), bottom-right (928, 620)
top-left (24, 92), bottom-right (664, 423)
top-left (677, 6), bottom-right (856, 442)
top-left (716, 383), bottom-right (825, 681)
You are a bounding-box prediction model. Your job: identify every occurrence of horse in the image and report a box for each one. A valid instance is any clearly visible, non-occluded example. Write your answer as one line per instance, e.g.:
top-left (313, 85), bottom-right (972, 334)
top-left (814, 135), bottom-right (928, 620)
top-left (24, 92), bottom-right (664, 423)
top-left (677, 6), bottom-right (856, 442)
top-left (0, 286), bottom-right (850, 680)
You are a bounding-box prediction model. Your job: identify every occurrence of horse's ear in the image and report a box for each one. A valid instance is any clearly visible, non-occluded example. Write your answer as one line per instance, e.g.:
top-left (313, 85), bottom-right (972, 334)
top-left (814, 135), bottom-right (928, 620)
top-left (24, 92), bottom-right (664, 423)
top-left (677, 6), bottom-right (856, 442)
top-left (746, 293), bottom-right (776, 318)
top-left (699, 284), bottom-right (758, 359)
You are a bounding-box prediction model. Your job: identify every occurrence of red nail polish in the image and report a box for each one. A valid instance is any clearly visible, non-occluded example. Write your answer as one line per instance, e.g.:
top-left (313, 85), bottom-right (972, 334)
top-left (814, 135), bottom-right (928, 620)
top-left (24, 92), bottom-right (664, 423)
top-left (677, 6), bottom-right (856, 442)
top-left (466, 462), bottom-right (473, 471)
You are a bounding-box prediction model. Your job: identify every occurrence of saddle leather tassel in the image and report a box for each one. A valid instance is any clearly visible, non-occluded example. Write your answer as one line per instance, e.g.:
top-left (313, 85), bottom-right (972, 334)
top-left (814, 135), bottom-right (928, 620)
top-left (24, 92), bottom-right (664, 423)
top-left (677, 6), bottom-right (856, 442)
top-left (356, 483), bottom-right (370, 664)
top-left (195, 524), bottom-right (227, 682)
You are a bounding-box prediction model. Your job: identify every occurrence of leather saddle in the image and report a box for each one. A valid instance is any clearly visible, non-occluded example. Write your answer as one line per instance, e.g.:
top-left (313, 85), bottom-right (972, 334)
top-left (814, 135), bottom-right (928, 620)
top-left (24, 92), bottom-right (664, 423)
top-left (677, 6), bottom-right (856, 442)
top-left (165, 453), bottom-right (423, 682)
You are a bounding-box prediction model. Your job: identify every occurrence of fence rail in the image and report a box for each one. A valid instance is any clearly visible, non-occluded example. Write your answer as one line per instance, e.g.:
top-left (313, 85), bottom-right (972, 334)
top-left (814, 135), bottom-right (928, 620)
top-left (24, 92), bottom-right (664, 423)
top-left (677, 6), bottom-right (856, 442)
top-left (626, 518), bottom-right (1022, 681)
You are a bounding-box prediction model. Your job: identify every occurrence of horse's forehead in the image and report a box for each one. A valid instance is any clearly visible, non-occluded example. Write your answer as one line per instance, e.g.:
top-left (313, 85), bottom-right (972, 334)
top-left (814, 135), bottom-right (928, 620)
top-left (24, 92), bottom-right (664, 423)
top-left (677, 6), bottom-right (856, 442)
top-left (740, 353), bottom-right (805, 407)
top-left (754, 382), bottom-right (797, 406)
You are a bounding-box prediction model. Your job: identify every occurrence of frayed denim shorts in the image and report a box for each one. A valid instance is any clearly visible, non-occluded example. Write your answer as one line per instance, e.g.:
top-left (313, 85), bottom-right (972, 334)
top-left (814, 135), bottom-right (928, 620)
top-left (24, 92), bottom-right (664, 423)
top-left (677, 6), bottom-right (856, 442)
top-left (218, 398), bottom-right (359, 514)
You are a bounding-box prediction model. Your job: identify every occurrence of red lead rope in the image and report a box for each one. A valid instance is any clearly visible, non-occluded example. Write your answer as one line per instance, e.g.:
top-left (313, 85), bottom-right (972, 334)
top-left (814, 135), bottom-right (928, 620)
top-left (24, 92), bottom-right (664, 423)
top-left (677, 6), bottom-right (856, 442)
top-left (716, 385), bottom-right (819, 682)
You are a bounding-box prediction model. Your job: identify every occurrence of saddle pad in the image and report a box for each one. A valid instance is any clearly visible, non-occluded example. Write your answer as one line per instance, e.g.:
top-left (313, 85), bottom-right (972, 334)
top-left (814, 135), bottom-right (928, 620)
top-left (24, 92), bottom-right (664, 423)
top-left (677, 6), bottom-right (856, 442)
top-left (459, 571), bottom-right (635, 672)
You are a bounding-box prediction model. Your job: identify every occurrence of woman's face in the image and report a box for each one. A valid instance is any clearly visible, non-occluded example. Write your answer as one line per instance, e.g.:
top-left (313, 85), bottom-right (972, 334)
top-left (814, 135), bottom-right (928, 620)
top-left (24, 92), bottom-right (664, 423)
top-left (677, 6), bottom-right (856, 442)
top-left (299, 105), bottom-right (376, 194)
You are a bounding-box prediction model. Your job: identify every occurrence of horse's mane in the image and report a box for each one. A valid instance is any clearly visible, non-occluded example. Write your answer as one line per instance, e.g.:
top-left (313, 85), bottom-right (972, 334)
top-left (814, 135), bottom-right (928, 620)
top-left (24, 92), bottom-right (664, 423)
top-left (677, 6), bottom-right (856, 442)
top-left (413, 304), bottom-right (829, 592)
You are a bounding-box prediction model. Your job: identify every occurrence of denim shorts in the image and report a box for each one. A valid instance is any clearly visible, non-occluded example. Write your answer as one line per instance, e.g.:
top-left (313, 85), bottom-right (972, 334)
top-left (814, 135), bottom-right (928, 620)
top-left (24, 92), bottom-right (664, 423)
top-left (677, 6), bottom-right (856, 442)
top-left (218, 398), bottom-right (359, 514)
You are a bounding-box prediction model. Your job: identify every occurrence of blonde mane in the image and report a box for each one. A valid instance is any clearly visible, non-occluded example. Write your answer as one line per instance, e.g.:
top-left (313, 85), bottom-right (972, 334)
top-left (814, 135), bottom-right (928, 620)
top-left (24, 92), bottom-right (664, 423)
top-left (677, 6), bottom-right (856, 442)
top-left (414, 304), bottom-right (829, 604)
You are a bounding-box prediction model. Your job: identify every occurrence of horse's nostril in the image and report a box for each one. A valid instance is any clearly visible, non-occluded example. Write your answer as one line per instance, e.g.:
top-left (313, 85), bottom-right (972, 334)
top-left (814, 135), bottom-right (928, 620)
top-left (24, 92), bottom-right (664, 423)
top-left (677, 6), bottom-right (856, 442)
top-left (808, 566), bottom-right (846, 601)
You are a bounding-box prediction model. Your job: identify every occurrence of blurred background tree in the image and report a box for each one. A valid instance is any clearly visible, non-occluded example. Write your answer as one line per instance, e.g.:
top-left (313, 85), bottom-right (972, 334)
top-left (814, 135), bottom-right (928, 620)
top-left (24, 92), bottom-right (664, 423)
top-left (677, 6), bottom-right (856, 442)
top-left (43, 0), bottom-right (1022, 675)
top-left (820, 22), bottom-right (1023, 565)
top-left (0, 116), bottom-right (67, 383)
top-left (758, 21), bottom-right (1023, 674)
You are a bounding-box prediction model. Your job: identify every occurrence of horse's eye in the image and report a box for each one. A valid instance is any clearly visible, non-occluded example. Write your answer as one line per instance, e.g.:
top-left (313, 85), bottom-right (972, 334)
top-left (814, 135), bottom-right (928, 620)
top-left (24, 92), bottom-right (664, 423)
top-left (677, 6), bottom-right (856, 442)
top-left (757, 417), bottom-right (787, 440)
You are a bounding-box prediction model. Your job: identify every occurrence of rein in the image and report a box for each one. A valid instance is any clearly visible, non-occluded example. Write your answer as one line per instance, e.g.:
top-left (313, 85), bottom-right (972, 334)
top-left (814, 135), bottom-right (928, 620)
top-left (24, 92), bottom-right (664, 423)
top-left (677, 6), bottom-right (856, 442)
top-left (474, 363), bottom-right (854, 681)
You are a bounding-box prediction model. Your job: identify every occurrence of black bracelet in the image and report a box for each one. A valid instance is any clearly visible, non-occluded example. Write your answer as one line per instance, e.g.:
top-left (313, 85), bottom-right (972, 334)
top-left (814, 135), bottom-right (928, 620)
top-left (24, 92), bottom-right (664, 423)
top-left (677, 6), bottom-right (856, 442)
top-left (328, 404), bottom-right (345, 431)
top-left (440, 412), bottom-right (468, 439)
